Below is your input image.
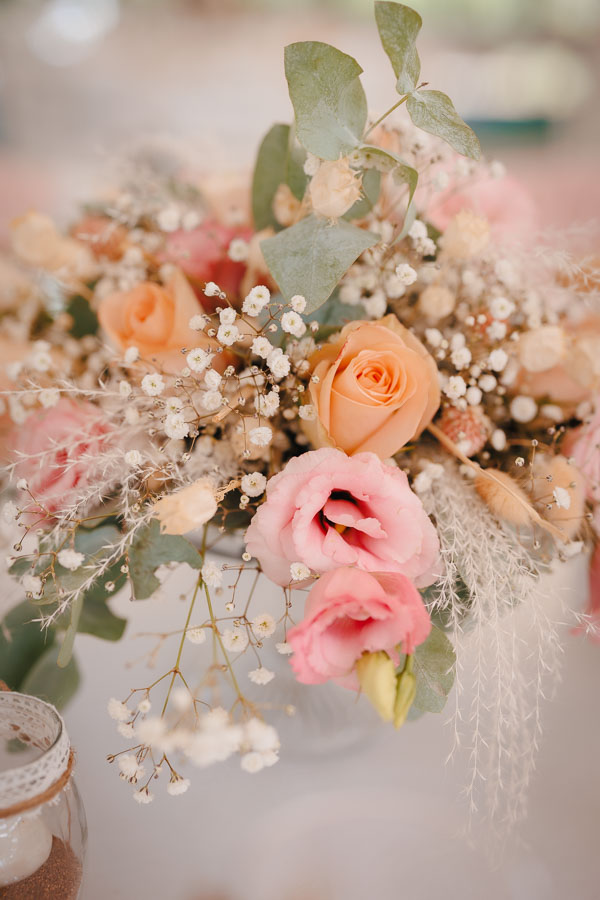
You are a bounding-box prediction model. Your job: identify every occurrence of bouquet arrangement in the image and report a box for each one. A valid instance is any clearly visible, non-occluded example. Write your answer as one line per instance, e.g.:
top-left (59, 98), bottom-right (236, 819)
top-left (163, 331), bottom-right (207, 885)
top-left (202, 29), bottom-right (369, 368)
top-left (1, 2), bottom-right (598, 831)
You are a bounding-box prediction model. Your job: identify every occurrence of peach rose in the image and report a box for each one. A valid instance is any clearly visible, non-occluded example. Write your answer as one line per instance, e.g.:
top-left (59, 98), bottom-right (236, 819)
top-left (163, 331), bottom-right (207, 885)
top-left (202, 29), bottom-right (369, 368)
top-left (304, 314), bottom-right (440, 458)
top-left (309, 159), bottom-right (362, 219)
top-left (153, 480), bottom-right (217, 535)
top-left (98, 268), bottom-right (221, 374)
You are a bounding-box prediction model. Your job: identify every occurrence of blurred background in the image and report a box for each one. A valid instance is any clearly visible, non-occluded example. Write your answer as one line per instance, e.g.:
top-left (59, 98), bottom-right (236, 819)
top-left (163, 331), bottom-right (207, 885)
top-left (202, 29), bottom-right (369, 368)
top-left (0, 0), bottom-right (598, 242)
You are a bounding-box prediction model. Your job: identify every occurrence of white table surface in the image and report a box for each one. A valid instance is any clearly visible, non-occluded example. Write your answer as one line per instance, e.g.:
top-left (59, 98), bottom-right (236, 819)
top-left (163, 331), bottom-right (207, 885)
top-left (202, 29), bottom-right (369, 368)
top-left (60, 556), bottom-right (600, 900)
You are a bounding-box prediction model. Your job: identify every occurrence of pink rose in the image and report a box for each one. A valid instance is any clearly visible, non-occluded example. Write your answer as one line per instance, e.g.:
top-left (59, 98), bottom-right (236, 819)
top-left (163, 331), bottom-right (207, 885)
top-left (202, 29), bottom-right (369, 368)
top-left (563, 404), bottom-right (600, 503)
top-left (427, 174), bottom-right (538, 242)
top-left (244, 448), bottom-right (439, 586)
top-left (13, 398), bottom-right (112, 517)
top-left (162, 219), bottom-right (252, 308)
top-left (287, 567), bottom-right (431, 688)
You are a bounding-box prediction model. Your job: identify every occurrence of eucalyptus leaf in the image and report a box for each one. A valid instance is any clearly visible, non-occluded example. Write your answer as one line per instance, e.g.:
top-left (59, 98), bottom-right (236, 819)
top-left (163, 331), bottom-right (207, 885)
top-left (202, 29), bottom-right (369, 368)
top-left (284, 42), bottom-right (368, 160)
top-left (375, 1), bottom-right (422, 94)
top-left (251, 123), bottom-right (307, 230)
top-left (128, 519), bottom-right (202, 601)
top-left (261, 214), bottom-right (379, 315)
top-left (21, 643), bottom-right (80, 710)
top-left (343, 168), bottom-right (381, 221)
top-left (412, 624), bottom-right (456, 714)
top-left (407, 90), bottom-right (480, 160)
top-left (0, 601), bottom-right (55, 691)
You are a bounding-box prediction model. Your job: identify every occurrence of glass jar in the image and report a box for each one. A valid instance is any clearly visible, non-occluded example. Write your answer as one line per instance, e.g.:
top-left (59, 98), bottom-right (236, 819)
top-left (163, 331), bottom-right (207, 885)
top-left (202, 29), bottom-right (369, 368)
top-left (0, 690), bottom-right (86, 898)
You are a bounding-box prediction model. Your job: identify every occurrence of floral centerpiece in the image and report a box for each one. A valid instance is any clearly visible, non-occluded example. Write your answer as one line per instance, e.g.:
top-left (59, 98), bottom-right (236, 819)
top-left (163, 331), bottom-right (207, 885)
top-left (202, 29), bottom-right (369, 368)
top-left (1, 2), bottom-right (598, 832)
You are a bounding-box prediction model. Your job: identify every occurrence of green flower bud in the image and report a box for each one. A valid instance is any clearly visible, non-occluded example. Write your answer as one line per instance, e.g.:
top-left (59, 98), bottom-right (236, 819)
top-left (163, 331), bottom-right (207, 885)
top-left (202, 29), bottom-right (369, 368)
top-left (356, 651), bottom-right (397, 722)
top-left (394, 654), bottom-right (417, 729)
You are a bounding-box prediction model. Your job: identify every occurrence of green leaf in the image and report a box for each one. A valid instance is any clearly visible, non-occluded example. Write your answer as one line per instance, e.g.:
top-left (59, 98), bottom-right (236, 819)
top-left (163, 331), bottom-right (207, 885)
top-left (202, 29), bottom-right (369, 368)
top-left (76, 592), bottom-right (127, 642)
top-left (251, 123), bottom-right (307, 231)
top-left (407, 90), bottom-right (480, 160)
top-left (375, 1), bottom-right (422, 94)
top-left (128, 519), bottom-right (202, 600)
top-left (21, 643), bottom-right (80, 710)
top-left (343, 168), bottom-right (381, 221)
top-left (284, 42), bottom-right (368, 160)
top-left (0, 601), bottom-right (55, 691)
top-left (66, 294), bottom-right (99, 338)
top-left (412, 624), bottom-right (456, 714)
top-left (261, 215), bottom-right (379, 315)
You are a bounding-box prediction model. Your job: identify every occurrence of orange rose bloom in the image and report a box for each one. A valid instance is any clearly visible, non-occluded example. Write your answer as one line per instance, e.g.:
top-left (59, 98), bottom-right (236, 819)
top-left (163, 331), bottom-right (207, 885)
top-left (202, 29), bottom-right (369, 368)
top-left (304, 314), bottom-right (440, 458)
top-left (98, 269), bottom-right (222, 374)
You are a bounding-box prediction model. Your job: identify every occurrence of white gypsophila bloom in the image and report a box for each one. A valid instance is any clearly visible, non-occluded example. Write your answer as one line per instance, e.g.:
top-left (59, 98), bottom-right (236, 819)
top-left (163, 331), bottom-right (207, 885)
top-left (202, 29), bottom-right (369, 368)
top-left (395, 263), bottom-right (418, 285)
top-left (137, 698), bottom-right (151, 714)
top-left (242, 286), bottom-right (270, 317)
top-left (141, 373), bottom-right (165, 396)
top-left (451, 347), bottom-right (472, 369)
top-left (2, 502), bottom-right (18, 523)
top-left (244, 718), bottom-right (280, 753)
top-left (164, 413), bottom-right (190, 440)
top-left (189, 314), bottom-right (208, 331)
top-left (240, 472), bottom-right (267, 497)
top-left (125, 449), bottom-right (142, 466)
top-left (494, 260), bottom-right (518, 289)
top-left (478, 374), bottom-right (497, 392)
top-left (187, 347), bottom-right (211, 372)
top-left (382, 273), bottom-right (406, 300)
top-left (9, 398), bottom-right (27, 425)
top-left (171, 688), bottom-right (192, 712)
top-left (125, 407), bottom-right (140, 425)
top-left (290, 561), bottom-right (311, 582)
top-left (413, 470), bottom-right (433, 493)
top-left (298, 404), bottom-right (317, 421)
top-left (202, 560), bottom-right (223, 588)
top-left (39, 388), bottom-right (60, 408)
top-left (444, 376), bottom-right (467, 400)
top-left (339, 282), bottom-right (361, 306)
top-left (408, 220), bottom-right (427, 241)
top-left (489, 296), bottom-right (515, 320)
top-left (16, 478), bottom-right (28, 490)
top-left (165, 396), bottom-right (183, 413)
top-left (200, 391), bottom-right (223, 412)
top-left (252, 612), bottom-right (276, 638)
top-left (425, 328), bottom-right (443, 348)
top-left (107, 698), bottom-right (130, 722)
top-left (553, 487), bottom-right (571, 510)
top-left (186, 724), bottom-right (243, 768)
top-left (251, 336), bottom-right (273, 358)
top-left (465, 386), bottom-right (483, 406)
top-left (228, 238), bottom-right (248, 262)
top-left (57, 549), bottom-right (85, 571)
top-left (217, 323), bottom-right (240, 346)
top-left (488, 349), bottom-right (508, 372)
top-left (221, 628), bottom-right (249, 652)
top-left (248, 667), bottom-right (275, 686)
top-left (290, 294), bottom-right (307, 313)
top-left (204, 282), bottom-right (221, 297)
top-left (186, 626), bottom-right (207, 645)
top-left (117, 722), bottom-right (135, 739)
top-left (135, 716), bottom-right (167, 745)
top-left (240, 751), bottom-right (265, 773)
top-left (281, 311), bottom-right (307, 338)
top-left (490, 429), bottom-right (507, 451)
top-left (118, 755), bottom-right (140, 778)
top-left (487, 321), bottom-right (507, 342)
top-left (510, 395), bottom-right (537, 424)
top-left (133, 789), bottom-right (154, 805)
top-left (119, 380), bottom-right (132, 398)
top-left (219, 307), bottom-right (237, 325)
top-left (450, 333), bottom-right (465, 350)
top-left (22, 574), bottom-right (42, 597)
top-left (182, 210), bottom-right (201, 231)
top-left (248, 426), bottom-right (273, 447)
top-left (204, 369), bottom-right (222, 390)
top-left (167, 777), bottom-right (190, 796)
top-left (363, 291), bottom-right (387, 319)
top-left (540, 404), bottom-right (564, 423)
top-left (260, 750), bottom-right (279, 768)
top-left (276, 641), bottom-right (293, 655)
top-left (267, 348), bottom-right (290, 378)
top-left (124, 346), bottom-right (139, 364)
top-left (255, 391), bottom-right (279, 417)
top-left (156, 205), bottom-right (181, 232)
top-left (303, 152), bottom-right (320, 176)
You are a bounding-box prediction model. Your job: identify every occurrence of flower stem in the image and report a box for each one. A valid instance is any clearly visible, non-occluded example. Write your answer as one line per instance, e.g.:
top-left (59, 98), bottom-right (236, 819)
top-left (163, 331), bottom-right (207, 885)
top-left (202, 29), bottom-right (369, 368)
top-left (364, 94), bottom-right (410, 140)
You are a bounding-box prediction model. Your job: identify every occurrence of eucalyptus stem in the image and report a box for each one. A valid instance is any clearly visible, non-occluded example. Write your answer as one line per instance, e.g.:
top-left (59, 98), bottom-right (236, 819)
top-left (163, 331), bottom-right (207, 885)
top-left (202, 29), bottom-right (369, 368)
top-left (364, 94), bottom-right (410, 139)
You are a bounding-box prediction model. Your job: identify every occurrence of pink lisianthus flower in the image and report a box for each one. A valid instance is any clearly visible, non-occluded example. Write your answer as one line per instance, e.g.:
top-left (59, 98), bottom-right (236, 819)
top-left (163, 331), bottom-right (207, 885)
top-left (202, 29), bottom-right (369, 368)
top-left (287, 567), bottom-right (431, 688)
top-left (12, 398), bottom-right (112, 518)
top-left (161, 219), bottom-right (252, 309)
top-left (244, 448), bottom-right (439, 587)
top-left (427, 174), bottom-right (539, 243)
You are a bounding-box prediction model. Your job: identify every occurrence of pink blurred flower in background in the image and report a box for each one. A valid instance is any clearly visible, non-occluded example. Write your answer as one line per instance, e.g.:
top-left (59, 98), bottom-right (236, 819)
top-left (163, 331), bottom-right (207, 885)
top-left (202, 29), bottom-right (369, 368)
top-left (245, 448), bottom-right (439, 587)
top-left (287, 567), bottom-right (431, 688)
top-left (13, 398), bottom-right (112, 517)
